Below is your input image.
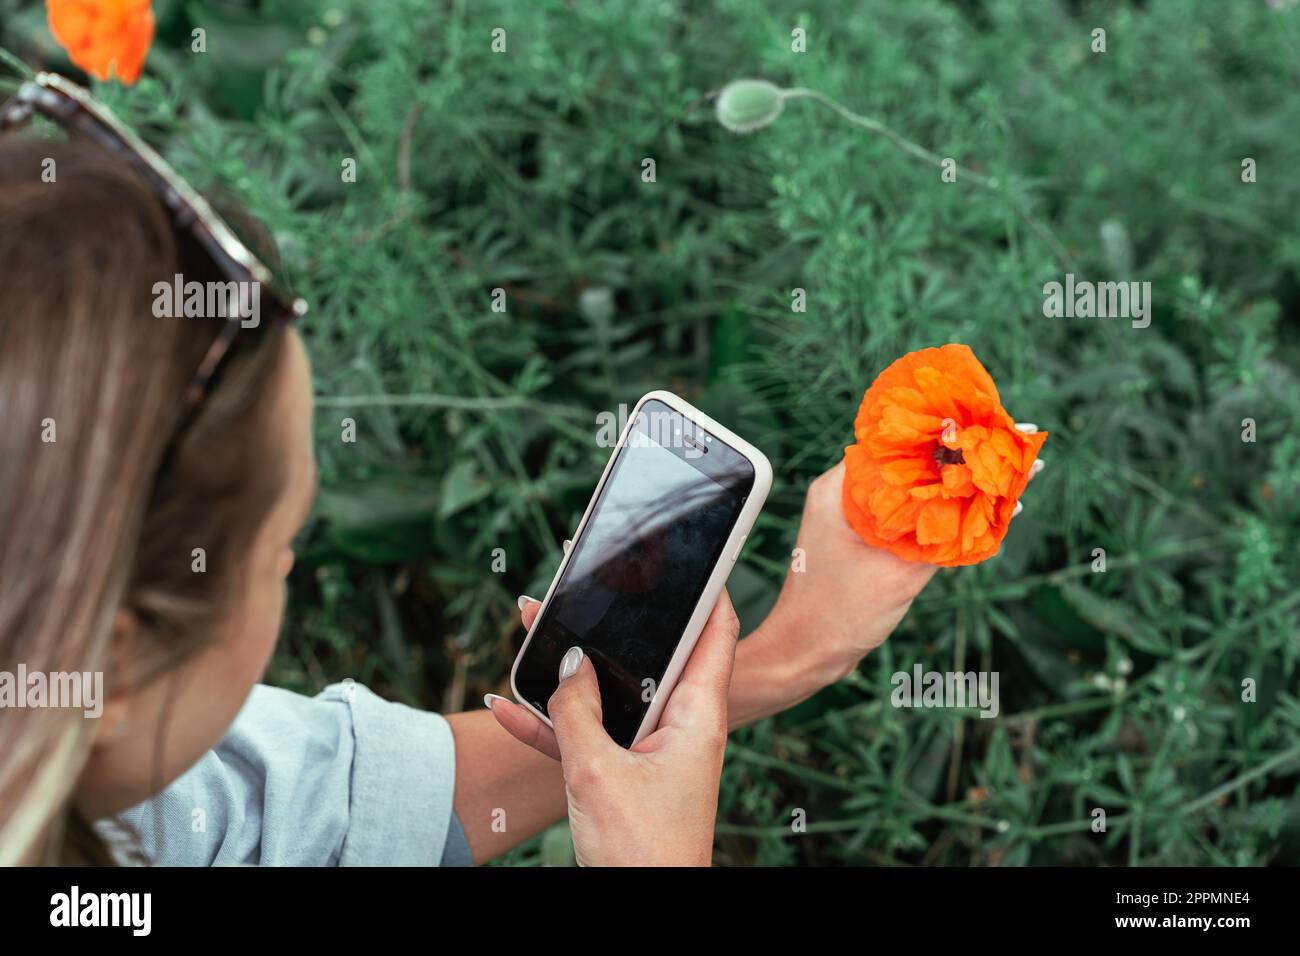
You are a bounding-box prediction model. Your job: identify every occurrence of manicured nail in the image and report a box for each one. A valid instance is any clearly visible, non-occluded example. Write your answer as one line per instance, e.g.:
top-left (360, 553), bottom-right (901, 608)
top-left (558, 646), bottom-right (584, 682)
top-left (1013, 501), bottom-right (1024, 517)
top-left (1015, 422), bottom-right (1038, 434)
top-left (517, 594), bottom-right (537, 611)
top-left (562, 539), bottom-right (572, 554)
top-left (484, 693), bottom-right (511, 710)
top-left (1030, 459), bottom-right (1046, 477)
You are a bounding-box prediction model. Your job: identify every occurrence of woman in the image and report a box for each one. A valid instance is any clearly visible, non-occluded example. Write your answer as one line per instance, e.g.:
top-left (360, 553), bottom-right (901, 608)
top-left (0, 79), bottom-right (943, 867)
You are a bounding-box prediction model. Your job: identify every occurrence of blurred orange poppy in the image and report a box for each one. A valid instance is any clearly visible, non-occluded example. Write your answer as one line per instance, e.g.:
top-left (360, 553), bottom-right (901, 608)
top-left (842, 344), bottom-right (1046, 566)
top-left (46, 0), bottom-right (155, 85)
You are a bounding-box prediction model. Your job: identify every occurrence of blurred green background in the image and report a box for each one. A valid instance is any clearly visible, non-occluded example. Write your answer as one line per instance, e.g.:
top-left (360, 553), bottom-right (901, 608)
top-left (4, 0), bottom-right (1299, 866)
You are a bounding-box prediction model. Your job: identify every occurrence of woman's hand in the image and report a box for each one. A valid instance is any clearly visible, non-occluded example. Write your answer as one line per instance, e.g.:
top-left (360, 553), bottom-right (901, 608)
top-left (728, 438), bottom-right (1043, 723)
top-left (488, 591), bottom-right (739, 866)
top-left (492, 438), bottom-right (1043, 742)
top-left (770, 461), bottom-right (938, 670)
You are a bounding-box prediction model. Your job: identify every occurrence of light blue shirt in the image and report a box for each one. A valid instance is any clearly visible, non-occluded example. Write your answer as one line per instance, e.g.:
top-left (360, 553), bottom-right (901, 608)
top-left (113, 682), bottom-right (472, 866)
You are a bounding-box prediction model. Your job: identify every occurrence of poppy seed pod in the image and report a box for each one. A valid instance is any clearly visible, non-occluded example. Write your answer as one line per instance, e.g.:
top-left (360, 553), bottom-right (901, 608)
top-left (715, 79), bottom-right (786, 134)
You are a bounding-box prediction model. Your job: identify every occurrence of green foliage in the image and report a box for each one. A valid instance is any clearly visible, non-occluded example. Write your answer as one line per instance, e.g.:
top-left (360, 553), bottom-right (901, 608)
top-left (4, 0), bottom-right (1299, 866)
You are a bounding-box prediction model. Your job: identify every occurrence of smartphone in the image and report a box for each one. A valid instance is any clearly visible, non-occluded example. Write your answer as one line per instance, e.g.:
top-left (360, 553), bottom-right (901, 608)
top-left (509, 390), bottom-right (772, 748)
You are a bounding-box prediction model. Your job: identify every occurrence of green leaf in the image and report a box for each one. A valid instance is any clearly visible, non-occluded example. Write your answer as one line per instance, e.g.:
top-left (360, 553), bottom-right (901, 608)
top-left (439, 460), bottom-right (492, 519)
top-left (1057, 582), bottom-right (1171, 655)
top-left (316, 474), bottom-right (440, 564)
top-left (540, 822), bottom-right (576, 867)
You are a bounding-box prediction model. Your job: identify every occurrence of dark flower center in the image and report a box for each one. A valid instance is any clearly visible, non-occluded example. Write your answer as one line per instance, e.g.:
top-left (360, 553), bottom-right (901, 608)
top-left (933, 443), bottom-right (965, 467)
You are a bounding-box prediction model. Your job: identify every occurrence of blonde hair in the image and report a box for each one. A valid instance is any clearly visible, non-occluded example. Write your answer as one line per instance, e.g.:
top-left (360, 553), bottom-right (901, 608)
top-left (0, 136), bottom-right (290, 864)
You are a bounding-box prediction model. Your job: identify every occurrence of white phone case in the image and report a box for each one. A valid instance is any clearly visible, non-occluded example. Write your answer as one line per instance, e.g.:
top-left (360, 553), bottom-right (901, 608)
top-left (508, 389), bottom-right (773, 746)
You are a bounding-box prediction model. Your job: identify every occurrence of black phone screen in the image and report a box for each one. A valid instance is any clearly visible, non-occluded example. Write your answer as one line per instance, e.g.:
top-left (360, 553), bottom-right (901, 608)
top-left (513, 399), bottom-right (755, 747)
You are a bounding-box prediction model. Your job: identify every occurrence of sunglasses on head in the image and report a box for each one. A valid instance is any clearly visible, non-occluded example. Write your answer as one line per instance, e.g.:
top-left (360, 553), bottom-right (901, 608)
top-left (0, 71), bottom-right (308, 415)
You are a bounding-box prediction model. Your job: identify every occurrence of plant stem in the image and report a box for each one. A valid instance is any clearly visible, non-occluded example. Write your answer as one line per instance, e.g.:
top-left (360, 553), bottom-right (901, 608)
top-left (916, 534), bottom-right (1225, 610)
top-left (314, 392), bottom-right (589, 419)
top-left (782, 87), bottom-right (1078, 272)
top-left (1179, 746), bottom-right (1300, 816)
top-left (0, 46), bottom-right (33, 79)
top-left (1002, 695), bottom-right (1118, 724)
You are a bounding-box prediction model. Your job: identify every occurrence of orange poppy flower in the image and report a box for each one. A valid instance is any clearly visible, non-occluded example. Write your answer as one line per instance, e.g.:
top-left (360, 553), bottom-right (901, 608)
top-left (46, 0), bottom-right (155, 86)
top-left (842, 344), bottom-right (1046, 566)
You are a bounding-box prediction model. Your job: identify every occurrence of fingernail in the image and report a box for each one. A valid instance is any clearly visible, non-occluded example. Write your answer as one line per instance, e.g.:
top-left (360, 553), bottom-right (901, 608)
top-left (1030, 459), bottom-right (1046, 477)
top-left (1013, 501), bottom-right (1024, 517)
top-left (558, 646), bottom-right (584, 682)
top-left (484, 693), bottom-right (511, 710)
top-left (517, 594), bottom-right (536, 611)
top-left (1015, 422), bottom-right (1038, 434)
top-left (562, 539), bottom-right (572, 554)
